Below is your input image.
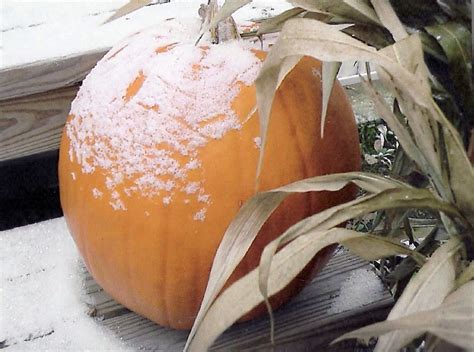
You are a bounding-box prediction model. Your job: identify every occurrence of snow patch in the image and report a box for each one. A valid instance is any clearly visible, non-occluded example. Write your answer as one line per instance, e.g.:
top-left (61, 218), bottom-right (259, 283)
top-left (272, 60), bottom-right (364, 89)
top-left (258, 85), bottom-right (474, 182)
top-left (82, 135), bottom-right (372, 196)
top-left (193, 208), bottom-right (207, 222)
top-left (328, 268), bottom-right (384, 314)
top-left (67, 34), bottom-right (262, 214)
top-left (253, 136), bottom-right (262, 149)
top-left (0, 218), bottom-right (127, 350)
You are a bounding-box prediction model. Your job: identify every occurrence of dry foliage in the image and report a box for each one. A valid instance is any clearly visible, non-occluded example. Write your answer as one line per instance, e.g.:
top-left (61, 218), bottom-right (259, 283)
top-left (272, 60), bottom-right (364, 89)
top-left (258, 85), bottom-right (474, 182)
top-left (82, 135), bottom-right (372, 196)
top-left (107, 1), bottom-right (473, 351)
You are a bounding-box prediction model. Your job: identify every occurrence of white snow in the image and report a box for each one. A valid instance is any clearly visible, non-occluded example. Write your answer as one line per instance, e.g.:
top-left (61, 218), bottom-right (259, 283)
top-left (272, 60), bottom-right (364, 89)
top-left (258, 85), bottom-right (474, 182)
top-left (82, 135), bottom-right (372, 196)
top-left (328, 268), bottom-right (385, 314)
top-left (0, 218), bottom-right (128, 350)
top-left (1, 0), bottom-right (292, 70)
top-left (67, 32), bottom-right (262, 213)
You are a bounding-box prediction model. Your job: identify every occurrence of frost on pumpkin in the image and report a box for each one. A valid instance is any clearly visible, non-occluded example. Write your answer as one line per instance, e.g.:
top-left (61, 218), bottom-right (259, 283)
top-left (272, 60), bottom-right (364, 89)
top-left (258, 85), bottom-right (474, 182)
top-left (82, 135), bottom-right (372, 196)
top-left (67, 28), bottom-right (262, 217)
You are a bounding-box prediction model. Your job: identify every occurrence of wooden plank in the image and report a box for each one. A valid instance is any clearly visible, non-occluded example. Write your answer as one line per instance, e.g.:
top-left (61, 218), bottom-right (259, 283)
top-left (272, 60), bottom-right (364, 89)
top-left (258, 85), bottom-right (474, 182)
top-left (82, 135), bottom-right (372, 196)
top-left (0, 85), bottom-right (78, 161)
top-left (0, 49), bottom-right (107, 101)
top-left (85, 250), bottom-right (393, 351)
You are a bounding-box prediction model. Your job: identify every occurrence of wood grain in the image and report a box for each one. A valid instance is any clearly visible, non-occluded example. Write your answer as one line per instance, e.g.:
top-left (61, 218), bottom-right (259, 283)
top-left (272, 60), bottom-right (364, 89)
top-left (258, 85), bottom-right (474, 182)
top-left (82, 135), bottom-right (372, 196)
top-left (0, 49), bottom-right (107, 102)
top-left (0, 85), bottom-right (78, 161)
top-left (84, 250), bottom-right (393, 351)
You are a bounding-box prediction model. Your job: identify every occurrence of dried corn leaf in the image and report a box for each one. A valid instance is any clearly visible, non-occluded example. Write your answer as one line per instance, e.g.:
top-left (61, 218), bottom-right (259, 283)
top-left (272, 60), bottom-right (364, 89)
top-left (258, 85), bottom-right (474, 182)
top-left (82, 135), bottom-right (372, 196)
top-left (321, 61), bottom-right (342, 137)
top-left (374, 237), bottom-right (461, 351)
top-left (103, 0), bottom-right (151, 24)
top-left (255, 19), bottom-right (430, 185)
top-left (187, 228), bottom-right (387, 351)
top-left (289, 0), bottom-right (381, 25)
top-left (335, 278), bottom-right (473, 351)
top-left (258, 187), bottom-right (460, 300)
top-left (257, 7), bottom-right (305, 35)
top-left (184, 171), bottom-right (412, 350)
top-left (344, 234), bottom-right (426, 265)
top-left (370, 0), bottom-right (408, 41)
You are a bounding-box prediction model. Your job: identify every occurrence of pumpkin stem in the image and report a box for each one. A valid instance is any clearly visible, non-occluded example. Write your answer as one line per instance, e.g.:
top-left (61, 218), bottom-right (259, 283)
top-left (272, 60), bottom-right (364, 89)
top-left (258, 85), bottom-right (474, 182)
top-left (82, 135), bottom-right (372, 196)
top-left (198, 0), bottom-right (241, 44)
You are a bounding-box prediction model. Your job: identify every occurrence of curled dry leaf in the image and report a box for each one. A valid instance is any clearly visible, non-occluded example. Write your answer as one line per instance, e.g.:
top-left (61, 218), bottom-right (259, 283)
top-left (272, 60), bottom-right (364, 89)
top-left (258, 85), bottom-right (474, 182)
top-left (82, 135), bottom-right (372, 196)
top-left (255, 19), bottom-right (436, 182)
top-left (103, 0), bottom-right (152, 24)
top-left (256, 18), bottom-right (473, 221)
top-left (343, 234), bottom-right (426, 265)
top-left (321, 61), bottom-right (342, 137)
top-left (373, 237), bottom-right (462, 351)
top-left (187, 228), bottom-right (382, 351)
top-left (257, 7), bottom-right (305, 35)
top-left (334, 279), bottom-right (474, 351)
top-left (370, 0), bottom-right (408, 41)
top-left (185, 171), bottom-right (408, 350)
top-left (186, 171), bottom-right (461, 350)
top-left (289, 0), bottom-right (381, 25)
top-left (258, 187), bottom-right (460, 302)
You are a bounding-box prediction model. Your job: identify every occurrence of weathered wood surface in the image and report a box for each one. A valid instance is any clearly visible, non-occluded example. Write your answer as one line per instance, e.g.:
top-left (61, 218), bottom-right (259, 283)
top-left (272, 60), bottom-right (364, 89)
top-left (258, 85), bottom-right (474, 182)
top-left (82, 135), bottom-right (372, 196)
top-left (84, 250), bottom-right (393, 351)
top-left (0, 49), bottom-right (107, 102)
top-left (0, 85), bottom-right (79, 161)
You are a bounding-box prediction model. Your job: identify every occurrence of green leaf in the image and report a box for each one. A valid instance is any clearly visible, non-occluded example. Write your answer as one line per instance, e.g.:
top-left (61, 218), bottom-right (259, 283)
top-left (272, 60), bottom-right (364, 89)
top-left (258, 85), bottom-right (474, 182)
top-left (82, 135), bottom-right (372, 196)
top-left (257, 7), bottom-right (305, 35)
top-left (370, 0), bottom-right (408, 41)
top-left (335, 279), bottom-right (474, 351)
top-left (103, 0), bottom-right (152, 24)
top-left (419, 31), bottom-right (448, 63)
top-left (437, 0), bottom-right (472, 21)
top-left (321, 61), bottom-right (342, 137)
top-left (425, 22), bottom-right (473, 128)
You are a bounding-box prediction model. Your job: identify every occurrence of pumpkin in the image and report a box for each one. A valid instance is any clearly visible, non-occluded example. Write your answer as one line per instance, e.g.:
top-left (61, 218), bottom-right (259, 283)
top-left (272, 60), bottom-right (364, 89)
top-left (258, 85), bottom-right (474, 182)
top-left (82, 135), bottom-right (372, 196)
top-left (59, 27), bottom-right (360, 329)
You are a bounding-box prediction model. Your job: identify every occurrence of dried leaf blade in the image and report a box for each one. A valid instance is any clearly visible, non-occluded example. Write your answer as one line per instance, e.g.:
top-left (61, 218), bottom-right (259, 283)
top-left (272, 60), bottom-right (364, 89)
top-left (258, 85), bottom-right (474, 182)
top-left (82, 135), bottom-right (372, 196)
top-left (373, 237), bottom-right (462, 351)
top-left (321, 61), bottom-right (342, 137)
top-left (335, 280), bottom-right (474, 350)
top-left (103, 0), bottom-right (152, 24)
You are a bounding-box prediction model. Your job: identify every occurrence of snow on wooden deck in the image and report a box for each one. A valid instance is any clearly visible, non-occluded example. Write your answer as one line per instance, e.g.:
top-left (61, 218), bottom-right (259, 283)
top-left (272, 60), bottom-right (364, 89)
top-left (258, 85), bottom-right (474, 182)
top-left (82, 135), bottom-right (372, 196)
top-left (1, 0), bottom-right (363, 79)
top-left (0, 0), bottom-right (292, 70)
top-left (0, 217), bottom-right (392, 351)
top-left (0, 218), bottom-right (128, 350)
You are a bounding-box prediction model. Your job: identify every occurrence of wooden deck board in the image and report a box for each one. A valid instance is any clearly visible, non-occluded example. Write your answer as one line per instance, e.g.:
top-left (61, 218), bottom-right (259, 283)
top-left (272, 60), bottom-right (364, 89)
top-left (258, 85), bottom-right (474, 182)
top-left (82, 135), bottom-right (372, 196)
top-left (0, 49), bottom-right (107, 102)
top-left (85, 249), bottom-right (393, 351)
top-left (0, 85), bottom-right (79, 161)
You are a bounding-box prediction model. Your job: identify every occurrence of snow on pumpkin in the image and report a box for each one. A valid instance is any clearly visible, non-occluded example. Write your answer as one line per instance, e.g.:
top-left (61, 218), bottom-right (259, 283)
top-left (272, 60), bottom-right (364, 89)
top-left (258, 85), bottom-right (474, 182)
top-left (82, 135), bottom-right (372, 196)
top-left (66, 27), bottom-right (262, 217)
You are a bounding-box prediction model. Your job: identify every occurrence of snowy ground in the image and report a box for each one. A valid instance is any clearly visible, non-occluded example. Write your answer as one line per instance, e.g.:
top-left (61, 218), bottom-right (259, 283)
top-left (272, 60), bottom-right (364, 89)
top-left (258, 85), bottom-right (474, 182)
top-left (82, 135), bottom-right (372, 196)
top-left (0, 0), bottom-right (291, 69)
top-left (1, 0), bottom-right (360, 80)
top-left (0, 218), bottom-right (129, 350)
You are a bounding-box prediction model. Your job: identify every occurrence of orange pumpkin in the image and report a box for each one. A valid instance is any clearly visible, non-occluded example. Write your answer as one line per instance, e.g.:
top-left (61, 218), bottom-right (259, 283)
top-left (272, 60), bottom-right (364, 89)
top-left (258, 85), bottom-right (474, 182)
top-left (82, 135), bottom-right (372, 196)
top-left (59, 29), bottom-right (360, 329)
